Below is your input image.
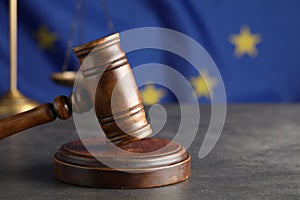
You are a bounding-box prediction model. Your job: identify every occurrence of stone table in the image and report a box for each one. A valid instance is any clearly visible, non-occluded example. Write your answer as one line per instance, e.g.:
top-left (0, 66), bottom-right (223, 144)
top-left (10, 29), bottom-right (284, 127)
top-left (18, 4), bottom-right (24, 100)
top-left (0, 104), bottom-right (299, 199)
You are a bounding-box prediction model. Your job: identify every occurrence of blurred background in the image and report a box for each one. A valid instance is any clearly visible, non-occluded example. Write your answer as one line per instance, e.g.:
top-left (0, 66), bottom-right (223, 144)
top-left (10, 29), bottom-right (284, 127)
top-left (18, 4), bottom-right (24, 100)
top-left (1, 0), bottom-right (300, 105)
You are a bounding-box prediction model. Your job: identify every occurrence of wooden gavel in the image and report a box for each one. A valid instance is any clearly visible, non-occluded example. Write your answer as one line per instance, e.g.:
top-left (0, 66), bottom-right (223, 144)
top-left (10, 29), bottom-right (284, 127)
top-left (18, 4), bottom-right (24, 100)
top-left (0, 33), bottom-right (191, 189)
top-left (0, 33), bottom-right (152, 146)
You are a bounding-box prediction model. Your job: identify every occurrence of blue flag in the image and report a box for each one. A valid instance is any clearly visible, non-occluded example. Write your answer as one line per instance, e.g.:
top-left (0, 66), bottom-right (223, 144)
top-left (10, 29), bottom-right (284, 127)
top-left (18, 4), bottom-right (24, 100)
top-left (1, 0), bottom-right (300, 104)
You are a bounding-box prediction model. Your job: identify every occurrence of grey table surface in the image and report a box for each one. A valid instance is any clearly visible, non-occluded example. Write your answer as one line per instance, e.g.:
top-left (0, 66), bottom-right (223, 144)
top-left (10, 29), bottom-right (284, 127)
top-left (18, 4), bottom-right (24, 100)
top-left (0, 104), bottom-right (299, 200)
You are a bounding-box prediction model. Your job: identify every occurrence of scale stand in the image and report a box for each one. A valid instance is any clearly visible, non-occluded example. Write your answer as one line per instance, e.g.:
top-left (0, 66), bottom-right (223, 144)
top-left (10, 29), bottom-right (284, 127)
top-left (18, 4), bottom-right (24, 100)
top-left (51, 0), bottom-right (114, 87)
top-left (0, 0), bottom-right (39, 115)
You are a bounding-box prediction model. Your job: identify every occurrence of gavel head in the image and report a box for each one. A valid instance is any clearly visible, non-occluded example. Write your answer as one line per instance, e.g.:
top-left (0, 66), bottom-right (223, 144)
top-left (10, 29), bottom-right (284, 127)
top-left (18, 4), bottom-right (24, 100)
top-left (73, 33), bottom-right (152, 146)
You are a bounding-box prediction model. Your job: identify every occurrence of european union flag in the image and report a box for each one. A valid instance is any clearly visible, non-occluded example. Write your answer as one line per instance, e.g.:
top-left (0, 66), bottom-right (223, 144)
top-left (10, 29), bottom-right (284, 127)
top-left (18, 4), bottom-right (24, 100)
top-left (1, 0), bottom-right (300, 104)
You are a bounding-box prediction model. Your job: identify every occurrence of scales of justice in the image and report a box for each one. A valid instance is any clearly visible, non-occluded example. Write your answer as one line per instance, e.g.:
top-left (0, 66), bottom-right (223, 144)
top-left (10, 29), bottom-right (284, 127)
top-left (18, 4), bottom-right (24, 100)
top-left (0, 0), bottom-right (191, 188)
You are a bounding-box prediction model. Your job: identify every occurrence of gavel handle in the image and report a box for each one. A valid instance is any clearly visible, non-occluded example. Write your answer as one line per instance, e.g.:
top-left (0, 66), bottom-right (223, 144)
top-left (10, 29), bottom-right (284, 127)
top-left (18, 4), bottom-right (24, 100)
top-left (0, 96), bottom-right (71, 140)
top-left (0, 90), bottom-right (90, 140)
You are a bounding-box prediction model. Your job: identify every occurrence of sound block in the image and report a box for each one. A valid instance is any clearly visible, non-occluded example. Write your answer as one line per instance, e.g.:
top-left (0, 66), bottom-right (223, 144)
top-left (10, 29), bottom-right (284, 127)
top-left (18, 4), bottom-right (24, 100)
top-left (54, 137), bottom-right (190, 188)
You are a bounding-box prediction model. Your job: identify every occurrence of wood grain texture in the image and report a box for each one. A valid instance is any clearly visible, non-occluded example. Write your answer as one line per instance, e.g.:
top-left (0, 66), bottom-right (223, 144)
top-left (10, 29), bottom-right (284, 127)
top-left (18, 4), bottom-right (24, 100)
top-left (1, 104), bottom-right (300, 199)
top-left (0, 33), bottom-right (152, 146)
top-left (0, 89), bottom-right (90, 140)
top-left (0, 33), bottom-right (191, 190)
top-left (0, 101), bottom-right (63, 140)
top-left (73, 33), bottom-right (152, 146)
top-left (54, 137), bottom-right (191, 188)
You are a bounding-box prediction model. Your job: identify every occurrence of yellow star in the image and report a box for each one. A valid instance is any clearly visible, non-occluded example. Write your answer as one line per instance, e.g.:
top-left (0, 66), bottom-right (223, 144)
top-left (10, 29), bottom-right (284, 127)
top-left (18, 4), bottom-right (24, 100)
top-left (35, 26), bottom-right (58, 50)
top-left (230, 26), bottom-right (261, 57)
top-left (140, 84), bottom-right (165, 105)
top-left (190, 71), bottom-right (218, 99)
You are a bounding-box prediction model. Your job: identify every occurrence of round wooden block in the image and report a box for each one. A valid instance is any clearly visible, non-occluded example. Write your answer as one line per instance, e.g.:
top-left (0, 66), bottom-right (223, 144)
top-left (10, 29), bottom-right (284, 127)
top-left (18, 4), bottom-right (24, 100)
top-left (54, 137), bottom-right (190, 188)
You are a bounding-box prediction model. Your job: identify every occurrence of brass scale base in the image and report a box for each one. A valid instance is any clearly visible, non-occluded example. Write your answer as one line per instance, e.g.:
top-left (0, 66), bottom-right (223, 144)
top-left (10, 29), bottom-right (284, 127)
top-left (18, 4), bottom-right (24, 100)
top-left (54, 137), bottom-right (190, 188)
top-left (0, 90), bottom-right (190, 188)
top-left (0, 90), bottom-right (39, 115)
